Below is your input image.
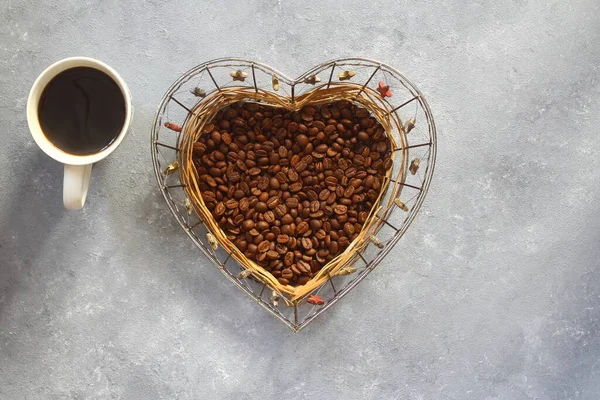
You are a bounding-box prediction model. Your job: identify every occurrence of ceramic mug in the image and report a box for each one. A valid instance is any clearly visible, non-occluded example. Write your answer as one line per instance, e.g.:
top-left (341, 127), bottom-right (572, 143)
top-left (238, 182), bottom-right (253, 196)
top-left (27, 57), bottom-right (133, 210)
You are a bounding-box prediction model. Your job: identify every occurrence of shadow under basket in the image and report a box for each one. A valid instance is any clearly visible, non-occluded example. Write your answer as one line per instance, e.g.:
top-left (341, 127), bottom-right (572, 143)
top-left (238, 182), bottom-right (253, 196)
top-left (151, 58), bottom-right (437, 332)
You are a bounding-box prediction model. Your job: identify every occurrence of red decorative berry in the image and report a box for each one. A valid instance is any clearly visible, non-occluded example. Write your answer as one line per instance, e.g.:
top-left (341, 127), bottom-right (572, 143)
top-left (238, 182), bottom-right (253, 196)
top-left (377, 81), bottom-right (392, 98)
top-left (164, 122), bottom-right (182, 132)
top-left (307, 294), bottom-right (325, 305)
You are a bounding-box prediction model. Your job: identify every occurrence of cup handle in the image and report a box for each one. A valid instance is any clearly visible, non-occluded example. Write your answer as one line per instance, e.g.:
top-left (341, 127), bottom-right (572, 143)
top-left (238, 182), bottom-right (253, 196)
top-left (63, 164), bottom-right (92, 210)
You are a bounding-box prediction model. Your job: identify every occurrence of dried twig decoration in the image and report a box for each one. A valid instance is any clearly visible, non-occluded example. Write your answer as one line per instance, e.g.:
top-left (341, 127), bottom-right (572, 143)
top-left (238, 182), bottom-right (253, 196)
top-left (337, 266), bottom-right (357, 276)
top-left (409, 158), bottom-right (420, 175)
top-left (230, 70), bottom-right (248, 82)
top-left (164, 161), bottom-right (179, 175)
top-left (394, 198), bottom-right (409, 212)
top-left (404, 117), bottom-right (415, 134)
top-left (304, 75), bottom-right (321, 85)
top-left (338, 70), bottom-right (356, 81)
top-left (190, 87), bottom-right (207, 97)
top-left (236, 269), bottom-right (253, 279)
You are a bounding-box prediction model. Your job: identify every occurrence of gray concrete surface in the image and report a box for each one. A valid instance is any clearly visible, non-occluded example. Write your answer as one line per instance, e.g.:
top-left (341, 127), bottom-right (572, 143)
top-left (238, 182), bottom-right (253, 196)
top-left (1, 0), bottom-right (600, 399)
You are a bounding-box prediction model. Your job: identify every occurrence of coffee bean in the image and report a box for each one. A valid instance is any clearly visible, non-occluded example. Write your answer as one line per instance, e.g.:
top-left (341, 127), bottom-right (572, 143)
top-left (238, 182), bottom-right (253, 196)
top-left (310, 219), bottom-right (322, 231)
top-left (274, 204), bottom-right (287, 218)
top-left (310, 200), bottom-right (320, 213)
top-left (297, 276), bottom-right (311, 285)
top-left (372, 177), bottom-right (381, 190)
top-left (296, 134), bottom-right (309, 147)
top-left (329, 241), bottom-right (339, 254)
top-left (315, 229), bottom-right (327, 240)
top-left (218, 185), bottom-right (229, 194)
top-left (355, 170), bottom-right (367, 179)
top-left (290, 154), bottom-right (300, 166)
top-left (258, 240), bottom-right (270, 253)
top-left (285, 197), bottom-right (299, 209)
top-left (324, 176), bottom-right (338, 186)
top-left (319, 189), bottom-right (331, 201)
top-left (208, 167), bottom-right (221, 177)
top-left (233, 189), bottom-right (245, 200)
top-left (297, 221), bottom-right (309, 235)
top-left (297, 260), bottom-right (311, 274)
top-left (287, 121), bottom-right (298, 132)
top-left (300, 237), bottom-right (313, 250)
top-left (309, 210), bottom-right (324, 218)
top-left (358, 211), bottom-right (368, 223)
top-left (239, 198), bottom-right (250, 211)
top-left (256, 221), bottom-right (269, 231)
top-left (289, 182), bottom-right (303, 193)
top-left (344, 185), bottom-right (355, 198)
top-left (278, 146), bottom-right (288, 158)
top-left (305, 190), bottom-right (317, 202)
top-left (291, 264), bottom-right (301, 275)
top-left (257, 176), bottom-right (269, 191)
top-left (235, 159), bottom-right (247, 171)
top-left (213, 151), bottom-right (225, 161)
top-left (333, 204), bottom-right (348, 215)
top-left (289, 237), bottom-right (298, 249)
top-left (345, 167), bottom-right (357, 178)
top-left (326, 192), bottom-right (337, 204)
top-left (203, 175), bottom-right (217, 188)
top-left (264, 211), bottom-right (275, 223)
top-left (269, 177), bottom-right (280, 189)
top-left (287, 168), bottom-right (299, 182)
top-left (267, 250), bottom-right (280, 260)
top-left (343, 222), bottom-right (355, 235)
top-left (339, 237), bottom-right (349, 248)
top-left (233, 214), bottom-right (244, 225)
top-left (295, 161), bottom-right (308, 173)
top-left (193, 142), bottom-right (207, 157)
top-left (267, 196), bottom-right (280, 209)
top-left (278, 277), bottom-right (290, 285)
top-left (383, 157), bottom-right (393, 171)
top-left (315, 144), bottom-right (328, 153)
top-left (281, 214), bottom-right (294, 225)
top-left (277, 234), bottom-right (290, 244)
top-left (255, 201), bottom-right (268, 213)
top-left (225, 199), bottom-right (238, 209)
top-left (213, 201), bottom-right (225, 216)
top-left (284, 252), bottom-right (294, 266)
top-left (243, 220), bottom-right (255, 231)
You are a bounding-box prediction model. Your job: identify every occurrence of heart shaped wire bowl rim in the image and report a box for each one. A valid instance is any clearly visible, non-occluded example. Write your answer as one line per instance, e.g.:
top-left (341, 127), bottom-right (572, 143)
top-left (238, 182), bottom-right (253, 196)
top-left (151, 57), bottom-right (437, 332)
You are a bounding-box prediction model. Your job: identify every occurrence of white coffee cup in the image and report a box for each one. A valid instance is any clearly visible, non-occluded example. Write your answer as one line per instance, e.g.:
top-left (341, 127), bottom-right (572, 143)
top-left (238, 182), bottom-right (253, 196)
top-left (27, 57), bottom-right (133, 210)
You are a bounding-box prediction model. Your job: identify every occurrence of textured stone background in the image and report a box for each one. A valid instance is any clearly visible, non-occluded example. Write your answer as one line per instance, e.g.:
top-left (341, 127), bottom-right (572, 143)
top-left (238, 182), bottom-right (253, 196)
top-left (1, 0), bottom-right (600, 399)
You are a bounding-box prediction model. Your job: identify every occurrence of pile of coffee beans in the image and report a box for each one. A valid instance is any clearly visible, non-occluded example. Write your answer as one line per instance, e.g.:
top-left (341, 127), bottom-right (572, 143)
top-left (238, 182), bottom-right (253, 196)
top-left (192, 100), bottom-right (392, 286)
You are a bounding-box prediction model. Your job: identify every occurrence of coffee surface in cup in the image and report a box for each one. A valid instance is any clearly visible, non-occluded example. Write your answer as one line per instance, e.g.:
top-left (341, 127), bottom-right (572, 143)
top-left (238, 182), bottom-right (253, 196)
top-left (38, 67), bottom-right (126, 155)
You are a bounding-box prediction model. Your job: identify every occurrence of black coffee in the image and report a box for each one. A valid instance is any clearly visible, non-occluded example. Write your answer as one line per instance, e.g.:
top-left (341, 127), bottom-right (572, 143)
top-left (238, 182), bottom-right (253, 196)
top-left (38, 67), bottom-right (126, 155)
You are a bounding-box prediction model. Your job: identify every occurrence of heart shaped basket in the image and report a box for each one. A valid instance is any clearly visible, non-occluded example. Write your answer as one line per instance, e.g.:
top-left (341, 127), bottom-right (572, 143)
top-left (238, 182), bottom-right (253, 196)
top-left (151, 58), bottom-right (436, 332)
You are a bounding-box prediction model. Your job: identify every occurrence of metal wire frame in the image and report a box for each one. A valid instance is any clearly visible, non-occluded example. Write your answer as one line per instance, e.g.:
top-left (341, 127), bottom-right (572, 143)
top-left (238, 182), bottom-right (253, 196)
top-left (151, 57), bottom-right (437, 332)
